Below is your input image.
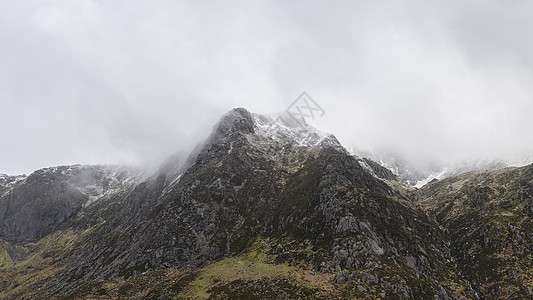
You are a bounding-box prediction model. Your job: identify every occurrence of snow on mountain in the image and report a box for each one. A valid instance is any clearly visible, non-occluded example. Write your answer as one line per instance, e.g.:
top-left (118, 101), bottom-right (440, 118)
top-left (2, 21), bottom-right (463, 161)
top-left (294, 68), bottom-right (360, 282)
top-left (0, 173), bottom-right (28, 197)
top-left (1, 165), bottom-right (143, 207)
top-left (413, 168), bottom-right (448, 188)
top-left (351, 149), bottom-right (441, 185)
top-left (409, 159), bottom-right (509, 188)
top-left (358, 153), bottom-right (516, 188)
top-left (252, 111), bottom-right (344, 150)
top-left (351, 148), bottom-right (523, 188)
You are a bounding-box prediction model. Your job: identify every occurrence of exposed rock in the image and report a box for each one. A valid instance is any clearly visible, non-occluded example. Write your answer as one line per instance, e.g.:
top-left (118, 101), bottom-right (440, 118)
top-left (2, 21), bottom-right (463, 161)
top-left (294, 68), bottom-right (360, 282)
top-left (356, 284), bottom-right (367, 292)
top-left (0, 165), bottom-right (141, 243)
top-left (434, 286), bottom-right (449, 300)
top-left (334, 270), bottom-right (352, 284)
top-left (359, 272), bottom-right (379, 285)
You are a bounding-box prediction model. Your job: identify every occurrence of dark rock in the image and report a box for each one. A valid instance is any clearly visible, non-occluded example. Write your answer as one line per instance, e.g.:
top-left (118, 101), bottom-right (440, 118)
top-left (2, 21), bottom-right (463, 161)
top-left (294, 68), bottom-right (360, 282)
top-left (360, 272), bottom-right (379, 285)
top-left (333, 270), bottom-right (352, 284)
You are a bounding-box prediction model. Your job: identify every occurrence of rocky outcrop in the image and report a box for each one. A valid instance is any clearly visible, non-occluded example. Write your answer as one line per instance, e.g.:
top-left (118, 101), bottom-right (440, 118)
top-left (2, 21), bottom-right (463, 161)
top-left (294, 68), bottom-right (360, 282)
top-left (360, 157), bottom-right (398, 181)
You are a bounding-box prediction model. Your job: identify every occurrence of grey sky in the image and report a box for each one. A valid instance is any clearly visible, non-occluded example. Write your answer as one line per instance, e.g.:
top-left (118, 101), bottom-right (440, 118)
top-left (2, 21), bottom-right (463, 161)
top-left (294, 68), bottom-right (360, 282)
top-left (1, 0), bottom-right (533, 175)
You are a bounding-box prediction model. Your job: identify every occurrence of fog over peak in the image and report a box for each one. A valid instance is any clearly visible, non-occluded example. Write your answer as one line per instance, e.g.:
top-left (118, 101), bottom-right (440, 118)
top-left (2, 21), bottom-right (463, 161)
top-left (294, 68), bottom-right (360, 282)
top-left (1, 0), bottom-right (533, 175)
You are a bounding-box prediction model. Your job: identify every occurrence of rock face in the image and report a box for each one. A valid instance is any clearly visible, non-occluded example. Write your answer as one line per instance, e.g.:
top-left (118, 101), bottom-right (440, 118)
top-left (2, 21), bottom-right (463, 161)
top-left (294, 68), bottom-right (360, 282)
top-left (0, 165), bottom-right (140, 243)
top-left (0, 107), bottom-right (529, 299)
top-left (358, 158), bottom-right (398, 181)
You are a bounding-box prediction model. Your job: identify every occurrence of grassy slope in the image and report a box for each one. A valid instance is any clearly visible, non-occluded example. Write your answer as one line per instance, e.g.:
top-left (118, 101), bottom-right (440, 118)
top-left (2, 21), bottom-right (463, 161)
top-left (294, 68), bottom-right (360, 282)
top-left (0, 227), bottom-right (96, 299)
top-left (419, 166), bottom-right (533, 299)
top-left (59, 239), bottom-right (352, 300)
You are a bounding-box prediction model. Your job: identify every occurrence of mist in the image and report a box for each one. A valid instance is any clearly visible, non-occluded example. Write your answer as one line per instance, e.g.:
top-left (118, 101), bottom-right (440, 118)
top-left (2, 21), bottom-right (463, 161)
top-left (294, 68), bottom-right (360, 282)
top-left (2, 0), bottom-right (533, 175)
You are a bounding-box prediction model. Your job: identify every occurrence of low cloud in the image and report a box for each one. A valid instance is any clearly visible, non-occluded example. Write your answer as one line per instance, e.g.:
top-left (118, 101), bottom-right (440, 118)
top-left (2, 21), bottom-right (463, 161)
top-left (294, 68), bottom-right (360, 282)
top-left (1, 0), bottom-right (533, 174)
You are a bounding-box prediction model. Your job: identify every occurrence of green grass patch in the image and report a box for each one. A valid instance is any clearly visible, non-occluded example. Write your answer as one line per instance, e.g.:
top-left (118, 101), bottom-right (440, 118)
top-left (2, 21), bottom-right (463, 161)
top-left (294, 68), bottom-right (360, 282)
top-left (179, 239), bottom-right (297, 299)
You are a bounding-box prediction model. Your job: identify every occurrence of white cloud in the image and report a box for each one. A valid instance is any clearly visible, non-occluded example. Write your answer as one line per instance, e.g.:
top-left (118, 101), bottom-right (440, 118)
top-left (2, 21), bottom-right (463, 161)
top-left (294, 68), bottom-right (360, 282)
top-left (1, 0), bottom-right (533, 174)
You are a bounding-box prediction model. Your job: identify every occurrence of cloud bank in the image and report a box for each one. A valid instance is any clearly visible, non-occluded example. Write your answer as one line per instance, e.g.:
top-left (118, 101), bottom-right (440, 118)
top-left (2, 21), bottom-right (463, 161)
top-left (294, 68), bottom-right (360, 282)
top-left (1, 0), bottom-right (533, 174)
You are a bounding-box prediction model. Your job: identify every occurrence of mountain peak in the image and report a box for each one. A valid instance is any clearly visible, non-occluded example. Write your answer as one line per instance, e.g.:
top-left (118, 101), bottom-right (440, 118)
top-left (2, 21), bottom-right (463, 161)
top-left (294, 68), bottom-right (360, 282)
top-left (252, 111), bottom-right (344, 150)
top-left (210, 107), bottom-right (255, 141)
top-left (207, 108), bottom-right (344, 151)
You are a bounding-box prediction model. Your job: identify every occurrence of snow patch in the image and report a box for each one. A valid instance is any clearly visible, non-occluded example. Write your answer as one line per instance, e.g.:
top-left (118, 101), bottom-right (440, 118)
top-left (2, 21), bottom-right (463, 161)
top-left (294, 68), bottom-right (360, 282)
top-left (161, 173), bottom-right (183, 196)
top-left (0, 174), bottom-right (27, 197)
top-left (414, 168), bottom-right (448, 188)
top-left (252, 112), bottom-right (338, 148)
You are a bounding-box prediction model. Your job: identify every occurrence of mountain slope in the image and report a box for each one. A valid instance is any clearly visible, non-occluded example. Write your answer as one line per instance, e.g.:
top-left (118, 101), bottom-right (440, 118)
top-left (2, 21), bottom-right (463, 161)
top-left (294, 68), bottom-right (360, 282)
top-left (0, 165), bottom-right (141, 243)
top-left (419, 165), bottom-right (533, 299)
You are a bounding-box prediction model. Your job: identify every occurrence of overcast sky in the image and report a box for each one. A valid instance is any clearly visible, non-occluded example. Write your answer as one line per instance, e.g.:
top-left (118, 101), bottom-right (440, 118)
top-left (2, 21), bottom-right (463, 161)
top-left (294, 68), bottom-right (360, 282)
top-left (2, 0), bottom-right (533, 175)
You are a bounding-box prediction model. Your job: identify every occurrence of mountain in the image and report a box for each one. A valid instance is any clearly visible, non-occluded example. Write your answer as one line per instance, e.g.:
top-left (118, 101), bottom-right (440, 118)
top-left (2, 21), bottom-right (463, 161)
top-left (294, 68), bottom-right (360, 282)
top-left (414, 159), bottom-right (510, 188)
top-left (0, 108), bottom-right (531, 299)
top-left (0, 165), bottom-right (142, 244)
top-left (354, 150), bottom-right (510, 188)
top-left (351, 151), bottom-right (442, 186)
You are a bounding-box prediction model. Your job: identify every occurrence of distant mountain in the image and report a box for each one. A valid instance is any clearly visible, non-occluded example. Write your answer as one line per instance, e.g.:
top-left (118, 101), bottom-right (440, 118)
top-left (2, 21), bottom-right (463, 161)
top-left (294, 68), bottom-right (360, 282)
top-left (351, 150), bottom-right (444, 186)
top-left (0, 165), bottom-right (142, 243)
top-left (354, 150), bottom-right (513, 187)
top-left (412, 159), bottom-right (508, 188)
top-left (0, 108), bottom-right (531, 299)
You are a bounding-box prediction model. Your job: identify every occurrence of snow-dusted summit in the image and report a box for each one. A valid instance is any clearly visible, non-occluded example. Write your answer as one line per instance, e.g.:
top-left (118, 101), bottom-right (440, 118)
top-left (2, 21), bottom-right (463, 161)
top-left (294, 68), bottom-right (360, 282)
top-left (209, 107), bottom-right (343, 151)
top-left (252, 111), bottom-right (343, 150)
